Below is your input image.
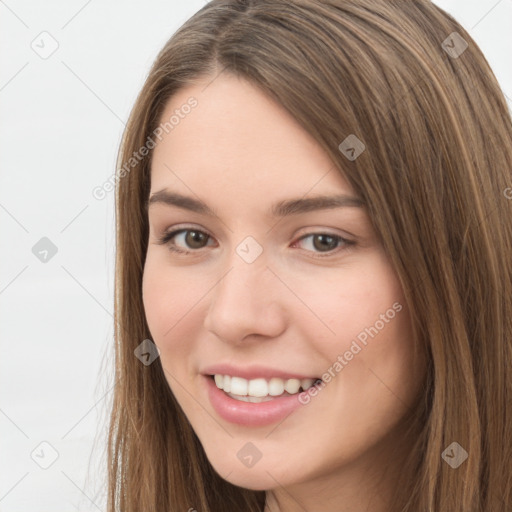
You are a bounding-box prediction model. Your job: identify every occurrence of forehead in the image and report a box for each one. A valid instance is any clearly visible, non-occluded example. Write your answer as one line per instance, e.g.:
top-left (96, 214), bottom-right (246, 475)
top-left (150, 73), bottom-right (355, 203)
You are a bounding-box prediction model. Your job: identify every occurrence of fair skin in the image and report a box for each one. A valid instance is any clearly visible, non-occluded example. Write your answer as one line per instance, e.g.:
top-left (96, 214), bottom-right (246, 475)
top-left (142, 72), bottom-right (427, 512)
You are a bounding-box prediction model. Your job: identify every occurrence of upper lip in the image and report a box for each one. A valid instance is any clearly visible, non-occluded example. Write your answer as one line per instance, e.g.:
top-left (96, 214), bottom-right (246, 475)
top-left (201, 363), bottom-right (319, 381)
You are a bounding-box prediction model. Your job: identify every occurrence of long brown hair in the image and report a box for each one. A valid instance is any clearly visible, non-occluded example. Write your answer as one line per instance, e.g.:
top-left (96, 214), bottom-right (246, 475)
top-left (108, 1), bottom-right (512, 510)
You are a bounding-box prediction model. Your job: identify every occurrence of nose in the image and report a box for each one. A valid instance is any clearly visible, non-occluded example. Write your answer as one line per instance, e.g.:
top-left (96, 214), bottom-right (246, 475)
top-left (203, 255), bottom-right (288, 345)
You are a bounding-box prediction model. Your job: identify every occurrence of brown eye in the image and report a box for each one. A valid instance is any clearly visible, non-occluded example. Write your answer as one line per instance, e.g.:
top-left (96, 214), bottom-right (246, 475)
top-left (157, 228), bottom-right (214, 253)
top-left (312, 234), bottom-right (339, 252)
top-left (184, 230), bottom-right (209, 249)
top-left (296, 233), bottom-right (343, 252)
top-left (292, 232), bottom-right (355, 258)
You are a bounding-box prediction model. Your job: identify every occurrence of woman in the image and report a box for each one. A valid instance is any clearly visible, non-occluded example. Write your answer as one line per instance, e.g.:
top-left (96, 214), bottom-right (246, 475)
top-left (108, 1), bottom-right (512, 510)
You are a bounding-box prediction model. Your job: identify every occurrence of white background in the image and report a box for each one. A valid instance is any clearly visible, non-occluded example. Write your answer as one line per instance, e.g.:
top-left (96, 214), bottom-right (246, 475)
top-left (1, 1), bottom-right (511, 510)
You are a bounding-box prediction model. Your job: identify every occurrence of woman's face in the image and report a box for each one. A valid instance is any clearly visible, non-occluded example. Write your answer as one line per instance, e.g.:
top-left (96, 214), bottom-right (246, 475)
top-left (142, 73), bottom-right (426, 495)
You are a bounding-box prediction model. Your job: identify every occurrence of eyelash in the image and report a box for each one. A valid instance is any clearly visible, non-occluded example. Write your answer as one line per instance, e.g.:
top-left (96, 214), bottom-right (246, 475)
top-left (155, 227), bottom-right (355, 259)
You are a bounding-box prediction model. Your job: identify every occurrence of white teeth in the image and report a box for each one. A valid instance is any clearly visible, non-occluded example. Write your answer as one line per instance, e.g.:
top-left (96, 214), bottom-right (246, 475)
top-left (284, 378), bottom-right (301, 394)
top-left (248, 378), bottom-right (268, 397)
top-left (214, 374), bottom-right (223, 388)
top-left (230, 376), bottom-right (248, 396)
top-left (301, 378), bottom-right (315, 390)
top-left (268, 377), bottom-right (284, 396)
top-left (213, 374), bottom-right (318, 398)
top-left (226, 392), bottom-right (275, 403)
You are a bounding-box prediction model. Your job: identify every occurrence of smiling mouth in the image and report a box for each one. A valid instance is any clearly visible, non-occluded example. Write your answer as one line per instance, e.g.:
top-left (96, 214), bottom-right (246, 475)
top-left (209, 374), bottom-right (322, 403)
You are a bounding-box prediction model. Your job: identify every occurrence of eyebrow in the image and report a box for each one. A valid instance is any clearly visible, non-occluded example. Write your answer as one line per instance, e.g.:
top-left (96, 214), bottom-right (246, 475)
top-left (146, 189), bottom-right (364, 217)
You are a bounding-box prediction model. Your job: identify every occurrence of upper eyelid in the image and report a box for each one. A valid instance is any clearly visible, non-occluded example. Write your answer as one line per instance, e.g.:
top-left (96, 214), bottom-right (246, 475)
top-left (160, 225), bottom-right (350, 238)
top-left (162, 225), bottom-right (215, 241)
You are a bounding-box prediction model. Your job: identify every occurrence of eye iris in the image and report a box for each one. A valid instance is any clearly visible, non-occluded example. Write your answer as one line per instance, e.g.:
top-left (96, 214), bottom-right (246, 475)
top-left (186, 230), bottom-right (208, 249)
top-left (313, 234), bottom-right (338, 252)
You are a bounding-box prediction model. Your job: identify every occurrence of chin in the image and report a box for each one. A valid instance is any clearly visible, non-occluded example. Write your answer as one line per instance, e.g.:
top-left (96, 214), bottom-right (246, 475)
top-left (222, 471), bottom-right (277, 491)
top-left (205, 455), bottom-right (286, 490)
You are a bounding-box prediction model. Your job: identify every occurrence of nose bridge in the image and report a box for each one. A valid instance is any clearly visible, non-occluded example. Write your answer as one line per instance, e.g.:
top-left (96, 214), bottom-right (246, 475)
top-left (204, 243), bottom-right (287, 342)
top-left (216, 234), bottom-right (272, 302)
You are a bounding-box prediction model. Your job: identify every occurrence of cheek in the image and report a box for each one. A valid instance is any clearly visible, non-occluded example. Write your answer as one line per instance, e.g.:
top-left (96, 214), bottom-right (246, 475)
top-left (291, 254), bottom-right (408, 357)
top-left (290, 254), bottom-right (423, 406)
top-left (142, 259), bottom-right (208, 408)
top-left (142, 256), bottom-right (204, 370)
top-left (142, 254), bottom-right (200, 338)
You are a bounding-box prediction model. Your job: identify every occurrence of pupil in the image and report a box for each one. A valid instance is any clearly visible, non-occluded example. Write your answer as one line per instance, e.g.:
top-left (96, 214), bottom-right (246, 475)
top-left (314, 234), bottom-right (337, 252)
top-left (186, 231), bottom-right (207, 249)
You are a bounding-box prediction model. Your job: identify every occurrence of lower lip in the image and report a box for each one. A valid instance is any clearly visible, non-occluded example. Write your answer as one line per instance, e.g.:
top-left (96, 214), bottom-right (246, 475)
top-left (204, 375), bottom-right (306, 427)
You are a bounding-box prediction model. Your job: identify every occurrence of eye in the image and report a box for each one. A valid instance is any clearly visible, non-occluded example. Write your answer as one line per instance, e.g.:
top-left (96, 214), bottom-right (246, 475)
top-left (156, 227), bottom-right (355, 258)
top-left (291, 232), bottom-right (354, 257)
top-left (156, 228), bottom-right (215, 254)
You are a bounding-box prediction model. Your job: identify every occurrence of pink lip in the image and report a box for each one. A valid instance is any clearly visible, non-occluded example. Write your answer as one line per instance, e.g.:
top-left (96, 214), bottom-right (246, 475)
top-left (204, 375), bottom-right (308, 427)
top-left (201, 363), bottom-right (318, 381)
